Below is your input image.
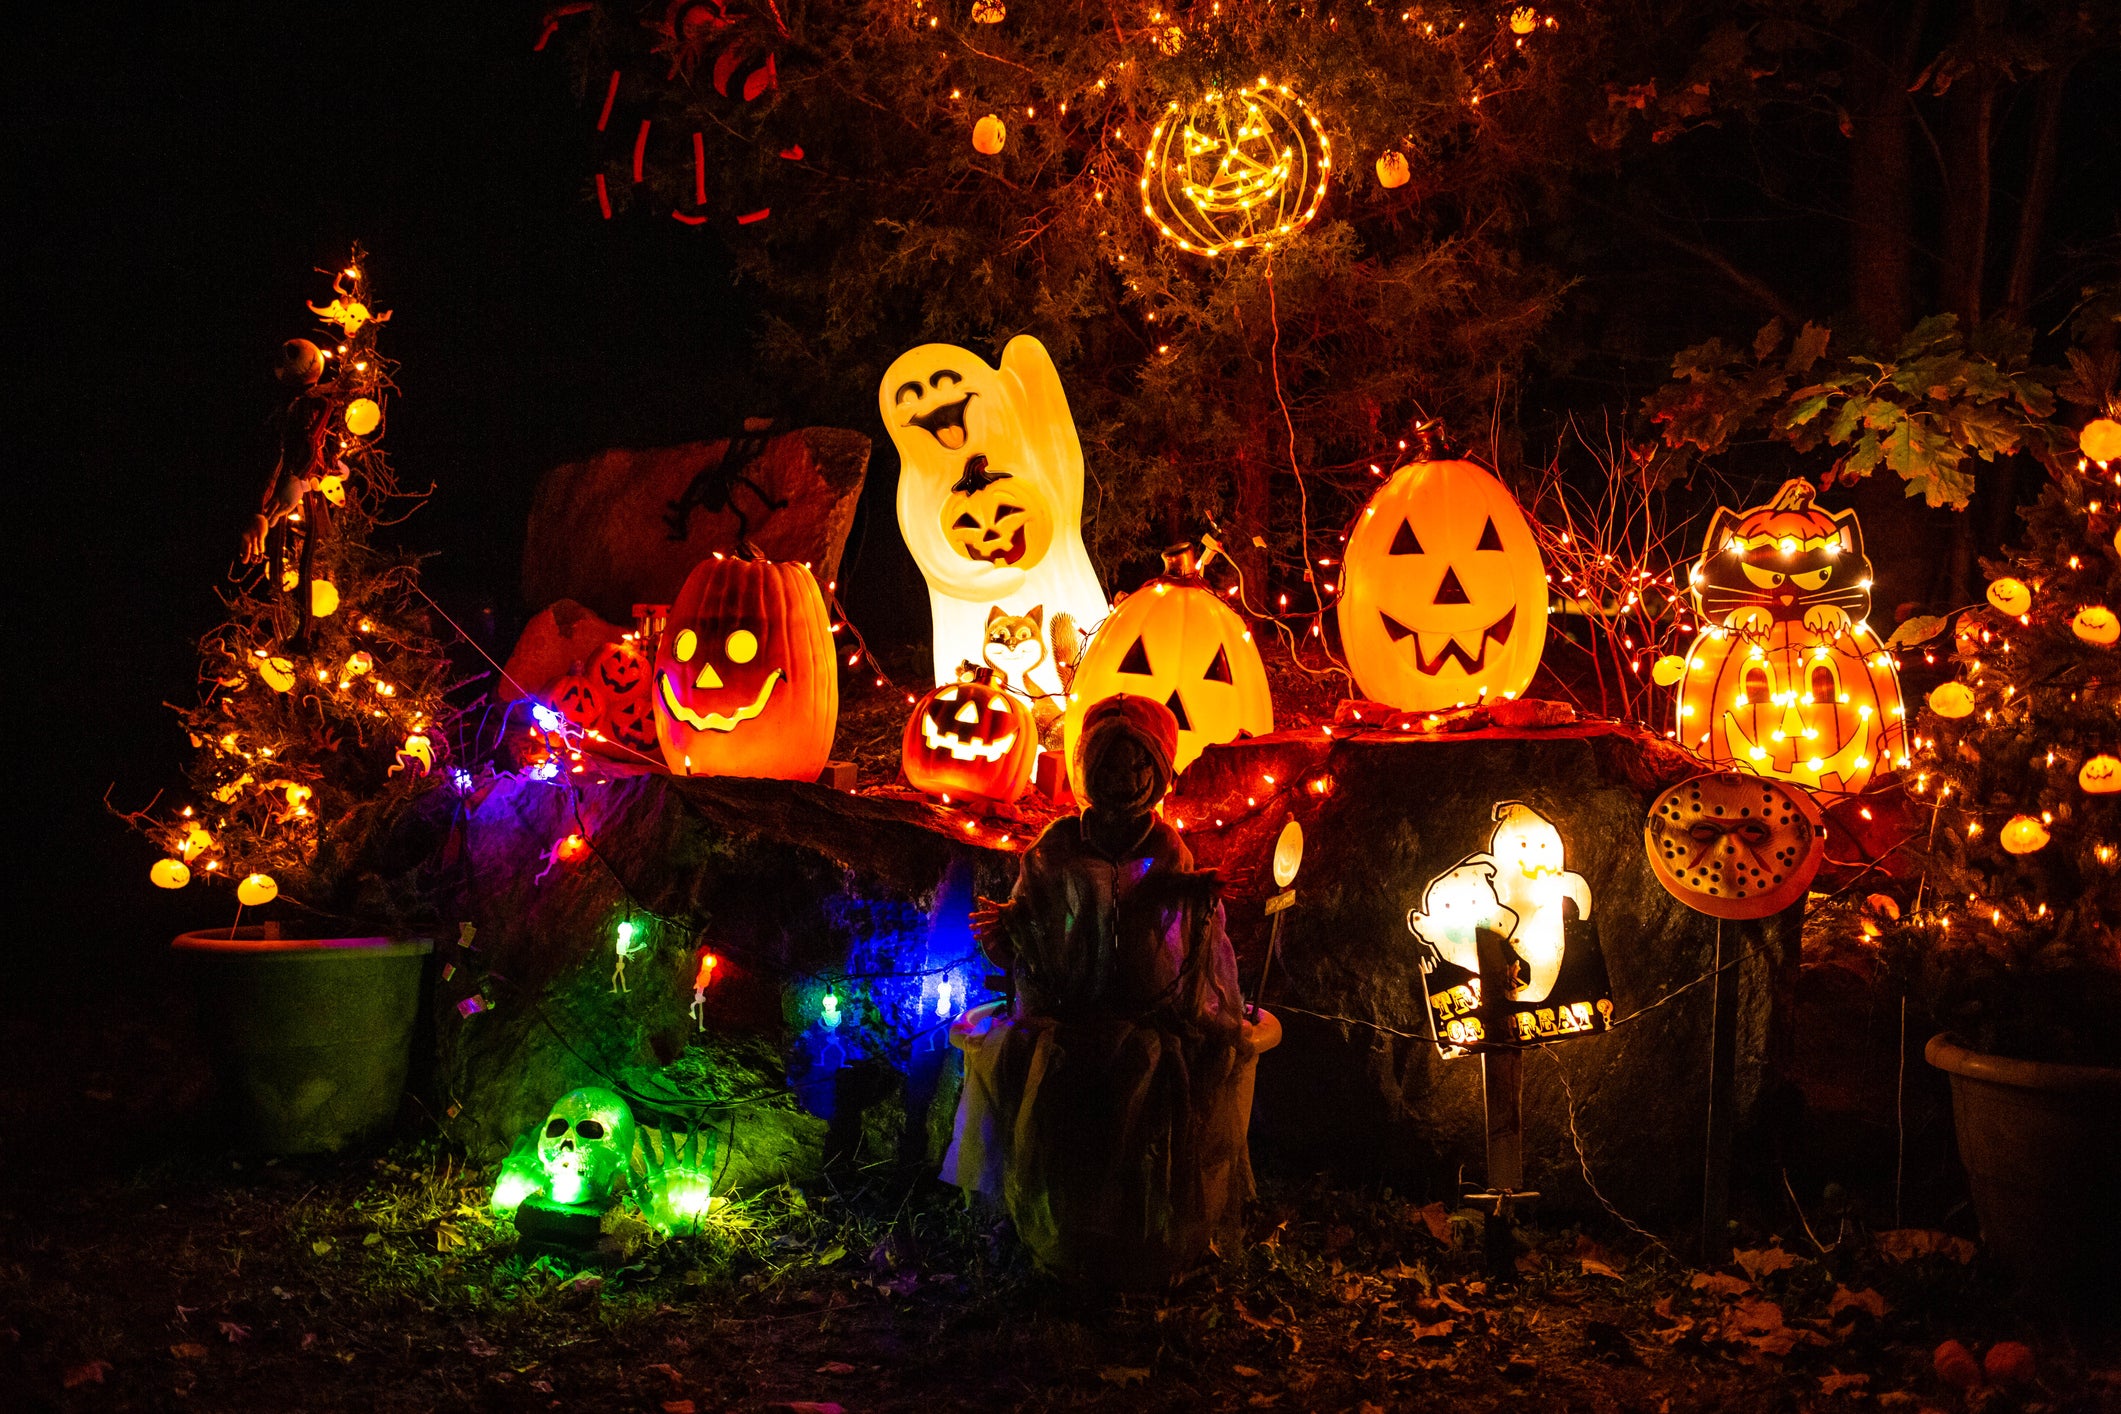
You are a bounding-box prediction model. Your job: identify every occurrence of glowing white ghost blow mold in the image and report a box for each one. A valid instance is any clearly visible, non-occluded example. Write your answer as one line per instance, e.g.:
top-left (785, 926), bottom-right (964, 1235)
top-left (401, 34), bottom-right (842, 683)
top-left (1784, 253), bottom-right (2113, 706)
top-left (880, 336), bottom-right (1109, 698)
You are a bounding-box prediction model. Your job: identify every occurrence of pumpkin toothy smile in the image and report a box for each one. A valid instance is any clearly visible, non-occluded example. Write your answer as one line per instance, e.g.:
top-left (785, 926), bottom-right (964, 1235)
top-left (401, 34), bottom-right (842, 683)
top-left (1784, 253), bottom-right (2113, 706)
top-left (919, 714), bottom-right (1019, 762)
top-left (1380, 606), bottom-right (1516, 676)
top-left (907, 393), bottom-right (974, 451)
top-left (659, 670), bottom-right (782, 731)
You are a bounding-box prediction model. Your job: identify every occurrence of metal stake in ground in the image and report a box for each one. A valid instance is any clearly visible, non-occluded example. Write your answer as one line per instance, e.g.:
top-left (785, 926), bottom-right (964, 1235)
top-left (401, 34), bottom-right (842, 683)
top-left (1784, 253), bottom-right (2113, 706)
top-left (1701, 918), bottom-right (1739, 1263)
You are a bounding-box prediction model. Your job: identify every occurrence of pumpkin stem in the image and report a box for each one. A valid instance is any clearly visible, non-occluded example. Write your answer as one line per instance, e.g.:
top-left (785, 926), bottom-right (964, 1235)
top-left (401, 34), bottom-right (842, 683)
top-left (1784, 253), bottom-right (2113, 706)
top-left (1410, 417), bottom-right (1447, 462)
top-left (1160, 542), bottom-right (1201, 579)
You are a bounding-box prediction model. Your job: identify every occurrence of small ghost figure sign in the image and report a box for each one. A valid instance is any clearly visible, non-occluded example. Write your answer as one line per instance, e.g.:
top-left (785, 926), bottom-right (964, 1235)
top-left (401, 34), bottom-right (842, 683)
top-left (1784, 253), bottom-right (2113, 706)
top-left (1407, 801), bottom-right (1609, 1056)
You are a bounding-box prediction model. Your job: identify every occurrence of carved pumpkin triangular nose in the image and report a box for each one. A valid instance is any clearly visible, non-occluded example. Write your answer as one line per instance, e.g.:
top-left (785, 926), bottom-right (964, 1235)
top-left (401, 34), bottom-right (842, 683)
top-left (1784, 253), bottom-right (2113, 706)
top-left (1433, 566), bottom-right (1471, 605)
top-left (1165, 691), bottom-right (1192, 732)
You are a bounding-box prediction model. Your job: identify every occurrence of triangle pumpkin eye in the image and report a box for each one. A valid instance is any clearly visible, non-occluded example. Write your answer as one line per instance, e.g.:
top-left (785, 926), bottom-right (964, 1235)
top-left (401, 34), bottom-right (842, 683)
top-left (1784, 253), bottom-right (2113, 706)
top-left (1117, 637), bottom-right (1154, 675)
top-left (1476, 517), bottom-right (1504, 551)
top-left (1390, 520), bottom-right (1423, 555)
top-left (1204, 645), bottom-right (1233, 683)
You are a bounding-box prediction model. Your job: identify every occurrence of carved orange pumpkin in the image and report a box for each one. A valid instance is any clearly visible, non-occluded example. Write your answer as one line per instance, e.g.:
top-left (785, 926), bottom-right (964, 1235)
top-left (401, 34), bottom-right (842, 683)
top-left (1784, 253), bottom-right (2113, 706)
top-left (1064, 544), bottom-right (1273, 776)
top-left (585, 640), bottom-right (658, 759)
top-left (550, 674), bottom-right (607, 730)
top-left (653, 555), bottom-right (838, 780)
top-left (902, 663), bottom-right (1038, 803)
top-left (1337, 457), bottom-right (1549, 710)
top-left (1645, 772), bottom-right (1825, 919)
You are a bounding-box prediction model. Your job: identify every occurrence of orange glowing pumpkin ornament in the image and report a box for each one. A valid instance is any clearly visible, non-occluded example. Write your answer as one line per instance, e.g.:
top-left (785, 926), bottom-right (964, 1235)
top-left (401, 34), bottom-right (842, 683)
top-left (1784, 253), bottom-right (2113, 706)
top-left (902, 663), bottom-right (1038, 804)
top-left (1337, 447), bottom-right (1550, 711)
top-left (1672, 480), bottom-right (1907, 794)
top-left (653, 554), bottom-right (838, 781)
top-left (1064, 543), bottom-right (1273, 777)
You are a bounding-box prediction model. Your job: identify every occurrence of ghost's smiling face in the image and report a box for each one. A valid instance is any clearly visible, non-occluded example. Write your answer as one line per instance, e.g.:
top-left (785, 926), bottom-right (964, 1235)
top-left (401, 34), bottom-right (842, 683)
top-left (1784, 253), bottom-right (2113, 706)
top-left (895, 368), bottom-right (975, 450)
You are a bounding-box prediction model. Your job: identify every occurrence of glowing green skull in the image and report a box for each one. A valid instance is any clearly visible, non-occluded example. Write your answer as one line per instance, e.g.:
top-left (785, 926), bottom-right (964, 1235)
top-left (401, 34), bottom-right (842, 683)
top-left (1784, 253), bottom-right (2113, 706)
top-left (535, 1086), bottom-right (636, 1206)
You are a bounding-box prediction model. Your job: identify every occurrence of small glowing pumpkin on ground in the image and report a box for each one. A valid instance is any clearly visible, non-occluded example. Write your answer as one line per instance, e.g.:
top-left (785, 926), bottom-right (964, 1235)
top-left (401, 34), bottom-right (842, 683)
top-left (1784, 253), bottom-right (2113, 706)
top-left (2080, 754), bottom-right (2121, 794)
top-left (1927, 681), bottom-right (1975, 719)
top-left (2071, 604), bottom-right (2118, 645)
top-left (1644, 773), bottom-right (1825, 919)
top-left (1337, 451), bottom-right (1550, 711)
top-left (1986, 577), bottom-right (2031, 616)
top-left (1999, 814), bottom-right (2050, 855)
top-left (972, 114), bottom-right (1006, 155)
top-left (653, 554), bottom-right (838, 781)
top-left (1065, 543), bottom-right (1273, 777)
top-left (902, 663), bottom-right (1038, 804)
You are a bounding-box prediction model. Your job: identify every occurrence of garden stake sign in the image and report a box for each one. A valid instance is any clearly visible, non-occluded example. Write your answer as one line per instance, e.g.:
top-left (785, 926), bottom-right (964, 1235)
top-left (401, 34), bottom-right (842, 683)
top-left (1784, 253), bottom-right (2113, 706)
top-left (1672, 479), bottom-right (1908, 795)
top-left (1250, 818), bottom-right (1304, 1016)
top-left (1403, 801), bottom-right (1611, 1272)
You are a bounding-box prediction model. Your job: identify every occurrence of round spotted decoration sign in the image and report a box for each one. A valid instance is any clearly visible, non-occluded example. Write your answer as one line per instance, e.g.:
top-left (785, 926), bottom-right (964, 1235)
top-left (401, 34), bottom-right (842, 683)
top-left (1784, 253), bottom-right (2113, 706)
top-left (1644, 772), bottom-right (1826, 920)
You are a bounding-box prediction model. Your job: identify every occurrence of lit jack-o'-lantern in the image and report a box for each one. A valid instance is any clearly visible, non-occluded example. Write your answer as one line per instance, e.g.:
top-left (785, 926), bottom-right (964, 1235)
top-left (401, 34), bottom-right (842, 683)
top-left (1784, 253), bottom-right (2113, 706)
top-left (1673, 480), bottom-right (1906, 794)
top-left (2073, 605), bottom-right (2118, 646)
top-left (1140, 79), bottom-right (1330, 256)
top-left (1375, 151), bottom-right (1410, 189)
top-left (653, 554), bottom-right (838, 781)
top-left (586, 640), bottom-right (659, 757)
top-left (2080, 754), bottom-right (2120, 794)
top-left (941, 455), bottom-right (1052, 569)
top-left (901, 663), bottom-right (1037, 804)
top-left (1986, 577), bottom-right (2031, 616)
top-left (2081, 417), bottom-right (2121, 463)
top-left (1065, 544), bottom-right (1273, 777)
top-left (1999, 814), bottom-right (2050, 855)
top-left (1337, 454), bottom-right (1550, 711)
top-left (1645, 772), bottom-right (1825, 919)
top-left (549, 674), bottom-right (607, 730)
top-left (1928, 681), bottom-right (1975, 719)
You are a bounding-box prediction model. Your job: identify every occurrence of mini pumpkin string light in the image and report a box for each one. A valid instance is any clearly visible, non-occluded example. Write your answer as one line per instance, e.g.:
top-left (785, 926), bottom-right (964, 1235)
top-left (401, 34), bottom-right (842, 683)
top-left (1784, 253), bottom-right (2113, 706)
top-left (1999, 814), bottom-right (2051, 855)
top-left (2081, 755), bottom-right (2121, 794)
top-left (1928, 681), bottom-right (1975, 719)
top-left (2071, 605), bottom-right (2118, 646)
top-left (1985, 576), bottom-right (2031, 616)
top-left (2081, 416), bottom-right (2121, 464)
top-left (1375, 151), bottom-right (1410, 189)
top-left (972, 114), bottom-right (1006, 154)
top-left (1140, 79), bottom-right (1330, 256)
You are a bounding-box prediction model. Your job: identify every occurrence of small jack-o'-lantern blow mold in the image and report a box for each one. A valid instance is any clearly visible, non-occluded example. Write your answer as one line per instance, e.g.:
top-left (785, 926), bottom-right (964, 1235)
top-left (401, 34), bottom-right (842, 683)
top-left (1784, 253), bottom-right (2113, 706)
top-left (1644, 773), bottom-right (1826, 919)
top-left (1065, 544), bottom-right (1273, 777)
top-left (1337, 452), bottom-right (1550, 711)
top-left (901, 663), bottom-right (1039, 804)
top-left (880, 335), bottom-right (1108, 697)
top-left (653, 554), bottom-right (838, 781)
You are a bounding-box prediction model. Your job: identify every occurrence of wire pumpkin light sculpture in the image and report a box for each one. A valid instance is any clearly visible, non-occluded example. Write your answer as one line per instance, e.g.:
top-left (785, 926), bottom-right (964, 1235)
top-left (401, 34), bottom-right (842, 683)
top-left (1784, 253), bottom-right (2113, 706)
top-left (1139, 79), bottom-right (1330, 256)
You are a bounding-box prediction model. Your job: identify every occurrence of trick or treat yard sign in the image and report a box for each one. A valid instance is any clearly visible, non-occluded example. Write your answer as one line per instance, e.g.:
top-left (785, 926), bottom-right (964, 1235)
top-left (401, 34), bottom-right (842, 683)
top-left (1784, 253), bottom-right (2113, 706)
top-left (1405, 801), bottom-right (1613, 1058)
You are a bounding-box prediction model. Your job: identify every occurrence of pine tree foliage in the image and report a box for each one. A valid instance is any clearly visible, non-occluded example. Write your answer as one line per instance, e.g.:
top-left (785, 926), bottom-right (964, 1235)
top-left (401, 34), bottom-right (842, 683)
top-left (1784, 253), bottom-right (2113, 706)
top-left (1890, 448), bottom-right (2121, 1064)
top-left (134, 249), bottom-right (457, 916)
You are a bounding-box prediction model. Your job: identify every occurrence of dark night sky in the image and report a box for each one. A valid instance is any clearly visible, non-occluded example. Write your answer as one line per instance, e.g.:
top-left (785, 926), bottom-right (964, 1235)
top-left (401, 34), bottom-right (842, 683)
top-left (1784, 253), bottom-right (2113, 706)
top-left (11, 7), bottom-right (925, 985)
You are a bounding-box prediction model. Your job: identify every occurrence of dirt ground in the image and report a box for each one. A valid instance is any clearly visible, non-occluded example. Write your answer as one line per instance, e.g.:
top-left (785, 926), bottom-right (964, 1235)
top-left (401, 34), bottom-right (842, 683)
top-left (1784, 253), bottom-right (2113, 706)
top-left (3, 996), bottom-right (2116, 1414)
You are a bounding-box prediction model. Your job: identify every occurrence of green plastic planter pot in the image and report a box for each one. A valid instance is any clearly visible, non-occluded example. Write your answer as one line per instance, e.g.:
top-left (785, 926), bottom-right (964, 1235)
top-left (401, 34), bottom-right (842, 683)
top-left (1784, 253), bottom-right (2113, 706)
top-left (174, 926), bottom-right (432, 1155)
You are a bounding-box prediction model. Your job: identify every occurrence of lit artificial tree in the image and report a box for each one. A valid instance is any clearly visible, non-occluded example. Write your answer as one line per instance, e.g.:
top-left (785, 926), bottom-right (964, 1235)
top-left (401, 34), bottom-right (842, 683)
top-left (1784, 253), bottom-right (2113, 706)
top-left (133, 246), bottom-right (457, 920)
top-left (1893, 417), bottom-right (2121, 1065)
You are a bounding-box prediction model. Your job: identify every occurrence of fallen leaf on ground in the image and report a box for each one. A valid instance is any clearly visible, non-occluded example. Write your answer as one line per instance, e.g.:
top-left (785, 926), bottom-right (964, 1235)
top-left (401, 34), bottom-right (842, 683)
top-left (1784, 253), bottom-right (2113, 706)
top-left (465, 1335), bottom-right (500, 1358)
top-left (644, 1363), bottom-right (685, 1385)
top-left (63, 1361), bottom-right (111, 1388)
top-left (1735, 1246), bottom-right (1805, 1280)
top-left (1819, 1371), bottom-right (1870, 1395)
top-left (1234, 1300), bottom-right (1278, 1330)
top-left (1690, 1272), bottom-right (1752, 1297)
top-left (170, 1343), bottom-right (209, 1360)
top-left (1248, 1395), bottom-right (1281, 1407)
top-left (1875, 1229), bottom-right (1975, 1264)
top-left (662, 1403), bottom-right (696, 1414)
top-left (1933, 1340), bottom-right (1982, 1389)
top-left (1409, 1320), bottom-right (1456, 1340)
top-left (311, 1238), bottom-right (333, 1256)
top-left (1410, 1202), bottom-right (1453, 1243)
top-left (300, 1333), bottom-right (316, 1350)
top-left (1828, 1286), bottom-right (1891, 1321)
top-left (1100, 1366), bottom-right (1151, 1387)
top-left (780, 1404), bottom-right (843, 1414)
top-left (1580, 1257), bottom-right (1624, 1280)
top-left (817, 1362), bottom-right (856, 1375)
top-left (1233, 1365), bottom-right (1261, 1378)
top-left (434, 1221), bottom-right (465, 1252)
top-left (363, 1231), bottom-right (381, 1246)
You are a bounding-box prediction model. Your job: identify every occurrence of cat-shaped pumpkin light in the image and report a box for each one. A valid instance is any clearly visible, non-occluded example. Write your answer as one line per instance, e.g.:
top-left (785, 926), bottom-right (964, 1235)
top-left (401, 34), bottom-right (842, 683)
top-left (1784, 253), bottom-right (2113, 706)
top-left (1673, 479), bottom-right (1907, 795)
top-left (880, 336), bottom-right (1109, 700)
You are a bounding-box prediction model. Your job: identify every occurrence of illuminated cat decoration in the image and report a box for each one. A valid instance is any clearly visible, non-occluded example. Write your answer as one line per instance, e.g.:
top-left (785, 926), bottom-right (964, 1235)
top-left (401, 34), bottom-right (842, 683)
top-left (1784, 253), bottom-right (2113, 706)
top-left (881, 336), bottom-right (1109, 698)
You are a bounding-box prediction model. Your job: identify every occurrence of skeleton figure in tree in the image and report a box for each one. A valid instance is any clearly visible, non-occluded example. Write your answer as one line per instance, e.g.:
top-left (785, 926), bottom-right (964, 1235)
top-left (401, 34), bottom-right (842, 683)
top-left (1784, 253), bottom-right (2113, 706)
top-left (1693, 479), bottom-right (1874, 640)
top-left (242, 338), bottom-right (338, 646)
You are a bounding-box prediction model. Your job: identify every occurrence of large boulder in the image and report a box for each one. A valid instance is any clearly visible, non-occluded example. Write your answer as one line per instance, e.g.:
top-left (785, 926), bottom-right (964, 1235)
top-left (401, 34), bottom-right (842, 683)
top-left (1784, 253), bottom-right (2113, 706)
top-left (522, 426), bottom-right (870, 623)
top-left (431, 771), bottom-right (1014, 1192)
top-left (1172, 720), bottom-right (1801, 1228)
top-left (495, 599), bottom-right (627, 704)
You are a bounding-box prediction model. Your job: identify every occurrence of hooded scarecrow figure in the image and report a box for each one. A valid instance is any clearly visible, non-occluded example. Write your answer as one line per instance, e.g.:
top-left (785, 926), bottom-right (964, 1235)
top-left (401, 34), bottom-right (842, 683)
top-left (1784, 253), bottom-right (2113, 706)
top-left (944, 694), bottom-right (1277, 1286)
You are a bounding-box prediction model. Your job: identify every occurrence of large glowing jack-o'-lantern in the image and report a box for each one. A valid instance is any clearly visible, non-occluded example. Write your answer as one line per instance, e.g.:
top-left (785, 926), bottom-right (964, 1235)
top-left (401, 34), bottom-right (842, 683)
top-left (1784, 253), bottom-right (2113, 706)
top-left (1065, 544), bottom-right (1273, 778)
top-left (652, 555), bottom-right (837, 781)
top-left (1407, 801), bottom-right (1608, 1056)
top-left (1644, 772), bottom-right (1825, 919)
top-left (1674, 480), bottom-right (1906, 794)
top-left (881, 336), bottom-right (1108, 698)
top-left (1338, 455), bottom-right (1550, 711)
top-left (902, 663), bottom-right (1038, 804)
